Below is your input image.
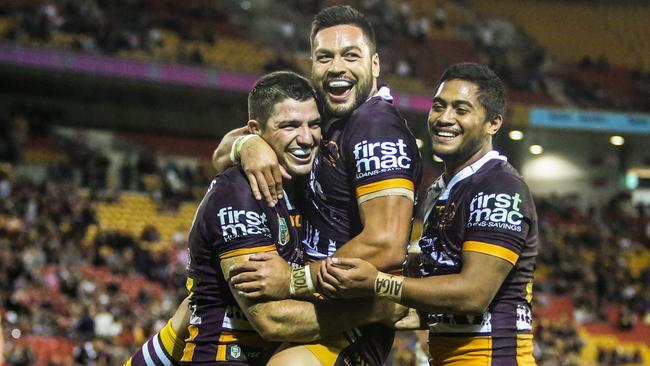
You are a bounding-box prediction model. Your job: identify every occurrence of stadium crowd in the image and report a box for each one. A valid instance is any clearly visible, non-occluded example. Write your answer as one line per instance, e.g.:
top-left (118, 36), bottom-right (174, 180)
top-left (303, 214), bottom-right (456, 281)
top-left (1, 112), bottom-right (649, 364)
top-left (1, 1), bottom-right (650, 365)
top-left (1, 0), bottom-right (649, 112)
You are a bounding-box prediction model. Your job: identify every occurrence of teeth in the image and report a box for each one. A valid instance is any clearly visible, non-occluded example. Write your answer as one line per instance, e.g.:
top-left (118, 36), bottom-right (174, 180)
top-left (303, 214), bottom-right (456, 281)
top-left (328, 80), bottom-right (352, 88)
top-left (437, 131), bottom-right (457, 138)
top-left (290, 149), bottom-right (311, 158)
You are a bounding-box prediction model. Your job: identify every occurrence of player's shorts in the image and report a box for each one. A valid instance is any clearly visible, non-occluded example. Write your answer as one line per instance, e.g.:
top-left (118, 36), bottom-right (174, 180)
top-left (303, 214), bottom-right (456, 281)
top-left (428, 333), bottom-right (536, 366)
top-left (300, 323), bottom-right (395, 366)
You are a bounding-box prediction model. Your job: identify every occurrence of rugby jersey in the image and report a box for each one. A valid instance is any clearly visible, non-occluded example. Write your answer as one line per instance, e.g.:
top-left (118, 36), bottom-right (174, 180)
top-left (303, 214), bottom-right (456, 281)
top-left (183, 166), bottom-right (304, 364)
top-left (419, 151), bottom-right (538, 365)
top-left (302, 88), bottom-right (422, 259)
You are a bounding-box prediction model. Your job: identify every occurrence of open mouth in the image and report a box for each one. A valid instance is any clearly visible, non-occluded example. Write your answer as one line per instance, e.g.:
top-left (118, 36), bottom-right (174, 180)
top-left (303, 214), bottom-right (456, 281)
top-left (433, 129), bottom-right (461, 142)
top-left (326, 79), bottom-right (353, 100)
top-left (288, 147), bottom-right (313, 162)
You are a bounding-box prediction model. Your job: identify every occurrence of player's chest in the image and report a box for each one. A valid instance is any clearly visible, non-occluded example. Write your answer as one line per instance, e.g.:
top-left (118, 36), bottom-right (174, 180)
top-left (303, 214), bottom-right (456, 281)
top-left (419, 195), bottom-right (468, 273)
top-left (310, 131), bottom-right (351, 202)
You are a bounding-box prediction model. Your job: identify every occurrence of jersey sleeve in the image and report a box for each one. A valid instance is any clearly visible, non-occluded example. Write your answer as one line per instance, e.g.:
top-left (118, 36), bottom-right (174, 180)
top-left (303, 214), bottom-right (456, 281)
top-left (200, 179), bottom-right (276, 260)
top-left (462, 173), bottom-right (535, 265)
top-left (343, 101), bottom-right (421, 204)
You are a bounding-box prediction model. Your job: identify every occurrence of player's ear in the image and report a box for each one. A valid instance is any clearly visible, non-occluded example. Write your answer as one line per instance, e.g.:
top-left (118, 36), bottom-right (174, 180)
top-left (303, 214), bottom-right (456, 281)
top-left (247, 119), bottom-right (262, 135)
top-left (486, 114), bottom-right (503, 136)
top-left (372, 53), bottom-right (380, 79)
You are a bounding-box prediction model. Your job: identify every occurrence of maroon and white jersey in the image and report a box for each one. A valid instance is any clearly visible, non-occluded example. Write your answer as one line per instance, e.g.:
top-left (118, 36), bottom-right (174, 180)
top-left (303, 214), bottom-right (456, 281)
top-left (419, 151), bottom-right (538, 364)
top-left (183, 166), bottom-right (304, 364)
top-left (302, 89), bottom-right (422, 259)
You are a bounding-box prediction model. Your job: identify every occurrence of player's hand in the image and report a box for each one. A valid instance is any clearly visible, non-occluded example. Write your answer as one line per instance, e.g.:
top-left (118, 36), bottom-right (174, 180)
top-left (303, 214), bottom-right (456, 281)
top-left (240, 135), bottom-right (290, 207)
top-left (392, 307), bottom-right (424, 330)
top-left (381, 303), bottom-right (410, 328)
top-left (317, 257), bottom-right (377, 299)
top-left (230, 252), bottom-right (291, 300)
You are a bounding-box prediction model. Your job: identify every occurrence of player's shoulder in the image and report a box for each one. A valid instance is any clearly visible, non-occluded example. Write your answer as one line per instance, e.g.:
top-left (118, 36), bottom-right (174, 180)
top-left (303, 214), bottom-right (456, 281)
top-left (347, 96), bottom-right (404, 128)
top-left (203, 166), bottom-right (259, 209)
top-left (476, 158), bottom-right (525, 183)
top-left (470, 158), bottom-right (531, 196)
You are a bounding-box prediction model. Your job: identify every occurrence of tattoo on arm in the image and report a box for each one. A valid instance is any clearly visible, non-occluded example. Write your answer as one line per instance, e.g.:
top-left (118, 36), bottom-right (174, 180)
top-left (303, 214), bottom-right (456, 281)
top-left (248, 303), bottom-right (260, 319)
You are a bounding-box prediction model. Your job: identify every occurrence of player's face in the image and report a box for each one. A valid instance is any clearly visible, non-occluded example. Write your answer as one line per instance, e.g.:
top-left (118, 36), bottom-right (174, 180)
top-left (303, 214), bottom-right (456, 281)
top-left (260, 98), bottom-right (321, 177)
top-left (311, 24), bottom-right (379, 118)
top-left (427, 79), bottom-right (501, 166)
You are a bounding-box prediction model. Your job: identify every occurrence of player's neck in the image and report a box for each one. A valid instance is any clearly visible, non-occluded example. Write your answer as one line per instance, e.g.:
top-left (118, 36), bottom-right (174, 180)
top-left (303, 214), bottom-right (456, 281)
top-left (283, 177), bottom-right (302, 202)
top-left (443, 144), bottom-right (493, 182)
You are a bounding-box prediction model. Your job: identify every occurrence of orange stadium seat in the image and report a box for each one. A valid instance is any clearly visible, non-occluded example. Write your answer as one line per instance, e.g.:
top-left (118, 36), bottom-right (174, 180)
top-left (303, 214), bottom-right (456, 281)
top-left (470, 0), bottom-right (650, 71)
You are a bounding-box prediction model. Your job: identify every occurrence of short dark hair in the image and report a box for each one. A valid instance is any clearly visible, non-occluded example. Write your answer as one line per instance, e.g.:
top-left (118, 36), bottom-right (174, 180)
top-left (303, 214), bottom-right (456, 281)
top-left (248, 71), bottom-right (317, 128)
top-left (310, 5), bottom-right (376, 53)
top-left (436, 63), bottom-right (506, 121)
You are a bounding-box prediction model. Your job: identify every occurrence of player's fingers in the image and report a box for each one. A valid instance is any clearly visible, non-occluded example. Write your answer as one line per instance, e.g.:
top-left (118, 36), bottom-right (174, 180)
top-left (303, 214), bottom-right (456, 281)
top-left (263, 169), bottom-right (278, 202)
top-left (248, 252), bottom-right (275, 261)
top-left (245, 171), bottom-right (262, 201)
top-left (254, 171), bottom-right (275, 207)
top-left (271, 165), bottom-right (284, 199)
top-left (230, 263), bottom-right (259, 283)
top-left (316, 273), bottom-right (340, 299)
top-left (279, 165), bottom-right (291, 181)
top-left (322, 258), bottom-right (345, 285)
top-left (330, 257), bottom-right (359, 269)
top-left (232, 281), bottom-right (260, 293)
top-left (237, 290), bottom-right (264, 300)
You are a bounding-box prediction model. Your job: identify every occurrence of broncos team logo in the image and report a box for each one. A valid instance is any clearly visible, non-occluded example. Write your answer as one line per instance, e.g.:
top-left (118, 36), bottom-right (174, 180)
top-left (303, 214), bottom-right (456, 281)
top-left (322, 139), bottom-right (340, 166)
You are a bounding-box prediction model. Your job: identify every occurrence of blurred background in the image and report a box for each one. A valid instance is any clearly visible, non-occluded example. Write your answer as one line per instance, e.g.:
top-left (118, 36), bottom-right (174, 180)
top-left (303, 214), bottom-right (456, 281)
top-left (0, 0), bottom-right (649, 365)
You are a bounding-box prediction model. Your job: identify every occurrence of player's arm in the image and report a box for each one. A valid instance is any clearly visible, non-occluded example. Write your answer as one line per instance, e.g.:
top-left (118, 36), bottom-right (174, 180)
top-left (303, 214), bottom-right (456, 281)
top-left (222, 252), bottom-right (404, 342)
top-left (211, 127), bottom-right (285, 205)
top-left (393, 308), bottom-right (428, 330)
top-left (321, 250), bottom-right (513, 314)
top-left (331, 194), bottom-right (414, 271)
top-left (211, 126), bottom-right (248, 173)
top-left (325, 107), bottom-right (420, 273)
top-left (124, 296), bottom-right (191, 366)
top-left (229, 195), bottom-right (413, 301)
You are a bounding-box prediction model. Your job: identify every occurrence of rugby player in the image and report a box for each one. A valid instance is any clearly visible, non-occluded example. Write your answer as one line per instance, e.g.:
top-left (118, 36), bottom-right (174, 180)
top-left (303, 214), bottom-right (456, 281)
top-left (125, 71), bottom-right (403, 366)
top-left (217, 5), bottom-right (422, 365)
top-left (320, 63), bottom-right (539, 365)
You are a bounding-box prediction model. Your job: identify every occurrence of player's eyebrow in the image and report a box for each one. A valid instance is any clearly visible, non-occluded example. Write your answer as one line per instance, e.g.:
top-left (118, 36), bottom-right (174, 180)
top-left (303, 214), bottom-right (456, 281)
top-left (340, 45), bottom-right (362, 53)
top-left (451, 100), bottom-right (474, 109)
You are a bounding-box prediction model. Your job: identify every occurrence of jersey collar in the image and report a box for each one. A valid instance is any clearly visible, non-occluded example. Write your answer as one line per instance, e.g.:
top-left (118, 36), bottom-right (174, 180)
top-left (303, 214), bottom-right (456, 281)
top-left (372, 85), bottom-right (393, 103)
top-left (438, 150), bottom-right (507, 201)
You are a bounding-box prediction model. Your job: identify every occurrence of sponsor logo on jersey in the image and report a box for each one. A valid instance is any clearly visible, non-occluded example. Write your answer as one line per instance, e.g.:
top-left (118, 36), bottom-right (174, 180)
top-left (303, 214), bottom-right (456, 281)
top-left (353, 139), bottom-right (411, 179)
top-left (467, 192), bottom-right (524, 232)
top-left (217, 206), bottom-right (270, 242)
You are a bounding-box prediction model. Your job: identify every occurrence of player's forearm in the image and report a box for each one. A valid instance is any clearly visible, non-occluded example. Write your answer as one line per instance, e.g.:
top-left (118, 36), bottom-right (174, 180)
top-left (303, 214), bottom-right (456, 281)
top-left (334, 195), bottom-right (414, 271)
top-left (169, 296), bottom-right (191, 340)
top-left (253, 298), bottom-right (392, 342)
top-left (212, 127), bottom-right (249, 173)
top-left (399, 275), bottom-right (491, 314)
top-left (335, 239), bottom-right (401, 271)
top-left (397, 251), bottom-right (512, 314)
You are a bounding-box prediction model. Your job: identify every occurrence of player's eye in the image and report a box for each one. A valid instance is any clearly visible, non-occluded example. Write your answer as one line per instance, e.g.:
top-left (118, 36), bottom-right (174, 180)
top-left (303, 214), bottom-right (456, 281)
top-left (344, 52), bottom-right (359, 61)
top-left (316, 54), bottom-right (332, 63)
